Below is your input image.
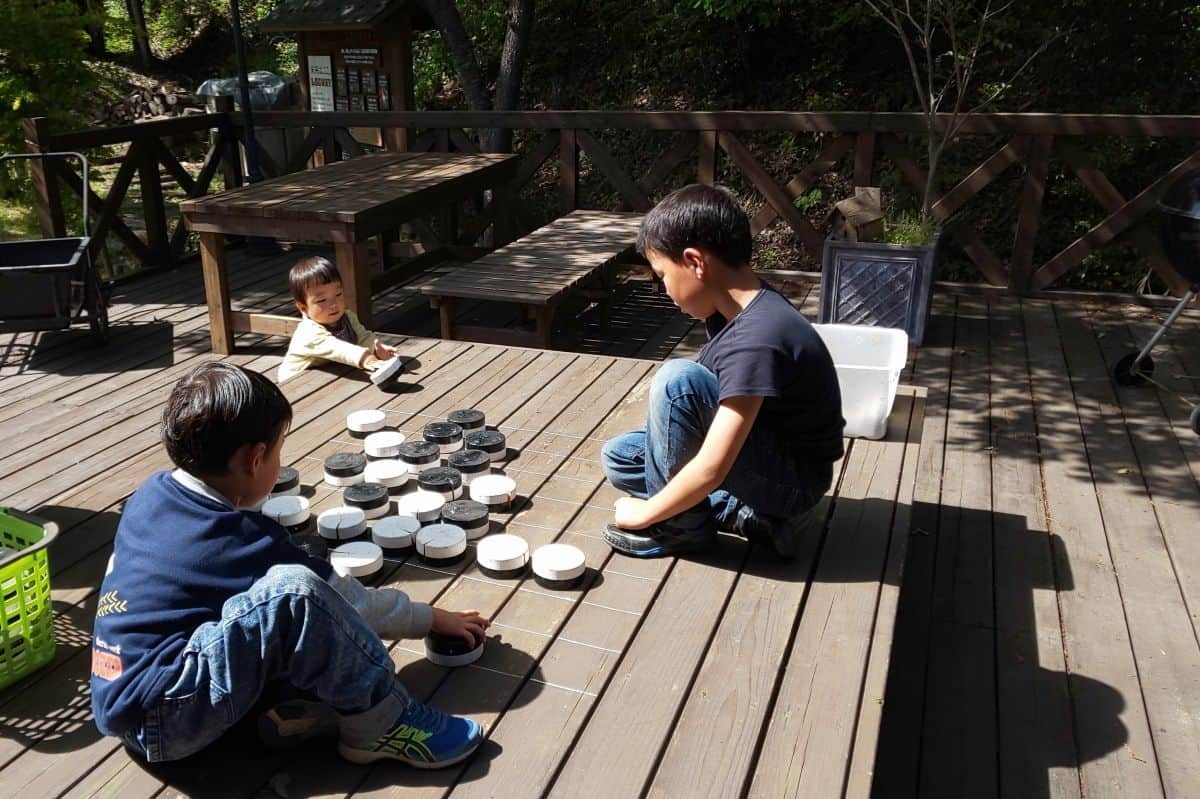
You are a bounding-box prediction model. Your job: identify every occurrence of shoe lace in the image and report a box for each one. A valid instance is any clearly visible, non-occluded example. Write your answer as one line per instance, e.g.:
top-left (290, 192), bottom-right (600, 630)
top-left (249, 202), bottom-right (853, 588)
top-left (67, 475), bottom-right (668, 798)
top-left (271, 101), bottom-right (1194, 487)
top-left (402, 701), bottom-right (448, 735)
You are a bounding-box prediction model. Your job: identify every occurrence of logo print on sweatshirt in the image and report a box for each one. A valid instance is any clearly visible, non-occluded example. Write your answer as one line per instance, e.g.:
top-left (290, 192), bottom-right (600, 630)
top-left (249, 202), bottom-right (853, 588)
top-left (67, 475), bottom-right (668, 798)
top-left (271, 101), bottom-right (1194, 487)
top-left (96, 590), bottom-right (127, 617)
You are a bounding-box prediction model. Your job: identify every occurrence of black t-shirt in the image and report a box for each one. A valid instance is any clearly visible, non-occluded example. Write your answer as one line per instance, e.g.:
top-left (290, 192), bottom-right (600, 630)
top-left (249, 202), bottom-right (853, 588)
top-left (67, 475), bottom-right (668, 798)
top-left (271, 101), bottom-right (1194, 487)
top-left (698, 282), bottom-right (844, 463)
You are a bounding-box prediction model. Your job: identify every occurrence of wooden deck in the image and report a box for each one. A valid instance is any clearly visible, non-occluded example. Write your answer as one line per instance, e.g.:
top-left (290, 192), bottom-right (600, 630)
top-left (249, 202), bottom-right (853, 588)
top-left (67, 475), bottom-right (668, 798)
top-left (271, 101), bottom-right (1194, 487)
top-left (0, 249), bottom-right (1198, 798)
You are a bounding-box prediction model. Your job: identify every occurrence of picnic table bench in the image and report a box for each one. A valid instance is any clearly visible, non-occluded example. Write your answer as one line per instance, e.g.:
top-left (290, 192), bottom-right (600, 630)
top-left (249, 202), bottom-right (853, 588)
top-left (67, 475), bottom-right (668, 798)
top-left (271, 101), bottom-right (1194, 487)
top-left (418, 210), bottom-right (645, 347)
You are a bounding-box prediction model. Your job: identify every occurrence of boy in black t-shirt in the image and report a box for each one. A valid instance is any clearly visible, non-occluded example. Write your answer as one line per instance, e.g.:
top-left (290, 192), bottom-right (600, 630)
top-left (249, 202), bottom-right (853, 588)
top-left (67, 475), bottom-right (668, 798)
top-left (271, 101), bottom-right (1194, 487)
top-left (602, 184), bottom-right (844, 558)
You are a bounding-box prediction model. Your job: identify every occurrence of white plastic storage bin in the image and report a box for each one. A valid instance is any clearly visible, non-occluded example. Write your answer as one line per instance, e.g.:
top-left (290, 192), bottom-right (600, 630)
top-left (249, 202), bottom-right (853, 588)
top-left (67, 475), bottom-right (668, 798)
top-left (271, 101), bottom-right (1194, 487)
top-left (813, 324), bottom-right (909, 440)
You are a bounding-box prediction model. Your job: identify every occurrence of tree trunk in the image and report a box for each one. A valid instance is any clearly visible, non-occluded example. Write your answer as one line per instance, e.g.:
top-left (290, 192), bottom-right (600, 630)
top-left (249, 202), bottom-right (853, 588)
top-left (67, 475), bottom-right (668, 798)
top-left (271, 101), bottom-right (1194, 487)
top-left (125, 0), bottom-right (153, 69)
top-left (488, 0), bottom-right (536, 153)
top-left (75, 0), bottom-right (107, 56)
top-left (417, 0), bottom-right (490, 111)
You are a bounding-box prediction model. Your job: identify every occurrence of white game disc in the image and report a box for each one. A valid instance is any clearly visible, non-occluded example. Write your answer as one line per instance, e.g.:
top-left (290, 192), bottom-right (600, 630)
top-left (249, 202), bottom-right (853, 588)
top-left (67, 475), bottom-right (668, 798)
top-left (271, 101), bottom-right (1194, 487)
top-left (469, 474), bottom-right (517, 507)
top-left (362, 502), bottom-right (391, 520)
top-left (372, 515), bottom-right (421, 549)
top-left (370, 356), bottom-right (405, 386)
top-left (364, 431), bottom-right (406, 458)
top-left (324, 471), bottom-right (365, 488)
top-left (347, 409), bottom-right (387, 433)
top-left (317, 506), bottom-right (368, 540)
top-left (477, 534), bottom-right (530, 572)
top-left (261, 495), bottom-right (310, 528)
top-left (330, 541), bottom-right (384, 578)
top-left (395, 489), bottom-right (445, 522)
top-left (415, 523), bottom-right (467, 561)
top-left (532, 543), bottom-right (586, 582)
top-left (364, 459), bottom-right (409, 488)
top-left (424, 633), bottom-right (484, 667)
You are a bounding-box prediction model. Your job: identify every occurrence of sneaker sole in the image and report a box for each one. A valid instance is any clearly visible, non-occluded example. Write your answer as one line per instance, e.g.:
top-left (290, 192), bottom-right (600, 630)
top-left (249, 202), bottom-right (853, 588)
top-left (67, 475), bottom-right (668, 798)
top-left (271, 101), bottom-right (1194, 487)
top-left (337, 738), bottom-right (482, 768)
top-left (602, 526), bottom-right (671, 558)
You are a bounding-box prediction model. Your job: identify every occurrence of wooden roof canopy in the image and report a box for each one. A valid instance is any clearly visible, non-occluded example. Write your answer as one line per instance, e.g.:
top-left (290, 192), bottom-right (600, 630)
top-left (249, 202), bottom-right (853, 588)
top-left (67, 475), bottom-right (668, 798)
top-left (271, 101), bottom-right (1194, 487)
top-left (259, 0), bottom-right (435, 32)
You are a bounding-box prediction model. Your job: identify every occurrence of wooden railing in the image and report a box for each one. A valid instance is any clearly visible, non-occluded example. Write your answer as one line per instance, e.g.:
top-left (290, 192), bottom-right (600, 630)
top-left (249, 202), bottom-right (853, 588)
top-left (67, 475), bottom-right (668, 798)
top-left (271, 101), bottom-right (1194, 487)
top-left (22, 109), bottom-right (1200, 295)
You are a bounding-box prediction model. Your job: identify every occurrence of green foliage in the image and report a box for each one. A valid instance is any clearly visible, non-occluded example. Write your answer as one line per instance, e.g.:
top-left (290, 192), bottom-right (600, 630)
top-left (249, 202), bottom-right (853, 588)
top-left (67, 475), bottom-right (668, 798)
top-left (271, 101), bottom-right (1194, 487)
top-left (792, 187), bottom-right (822, 211)
top-left (0, 0), bottom-right (97, 197)
top-left (883, 213), bottom-right (937, 247)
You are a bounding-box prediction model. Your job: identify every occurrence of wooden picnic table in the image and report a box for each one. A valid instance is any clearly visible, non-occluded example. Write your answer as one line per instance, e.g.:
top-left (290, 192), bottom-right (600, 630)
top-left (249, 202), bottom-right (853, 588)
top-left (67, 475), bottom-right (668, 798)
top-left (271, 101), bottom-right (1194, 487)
top-left (180, 151), bottom-right (519, 354)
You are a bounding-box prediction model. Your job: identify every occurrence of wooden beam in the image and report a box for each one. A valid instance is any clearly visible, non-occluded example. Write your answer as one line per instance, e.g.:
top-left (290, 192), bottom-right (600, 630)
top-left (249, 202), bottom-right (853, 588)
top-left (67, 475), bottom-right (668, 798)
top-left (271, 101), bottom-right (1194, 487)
top-left (288, 126), bottom-right (330, 173)
top-left (698, 130), bottom-right (717, 185)
top-left (575, 129), bottom-right (652, 211)
top-left (1032, 146), bottom-right (1200, 290)
top-left (853, 131), bottom-right (876, 187)
top-left (333, 127), bottom-right (367, 158)
top-left (511, 134), bottom-right (559, 194)
top-left (931, 137), bottom-right (1027, 219)
top-left (1010, 135), bottom-right (1053, 295)
top-left (750, 134), bottom-right (853, 235)
top-left (153, 137), bottom-right (197, 195)
top-left (54, 159), bottom-right (151, 265)
top-left (88, 145), bottom-right (142, 263)
top-left (168, 132), bottom-right (228, 258)
top-left (21, 117), bottom-right (67, 238)
top-left (719, 131), bottom-right (824, 255)
top-left (136, 137), bottom-right (171, 265)
top-left (560, 129), bottom-right (578, 213)
top-left (617, 131), bottom-right (699, 211)
top-left (199, 231), bottom-right (233, 354)
top-left (231, 312), bottom-right (302, 337)
top-left (448, 128), bottom-right (481, 154)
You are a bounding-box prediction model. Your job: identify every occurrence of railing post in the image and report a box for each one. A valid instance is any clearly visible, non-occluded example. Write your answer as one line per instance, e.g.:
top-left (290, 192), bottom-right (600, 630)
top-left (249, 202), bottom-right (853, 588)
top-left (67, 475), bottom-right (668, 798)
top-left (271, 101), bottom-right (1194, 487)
top-left (21, 117), bottom-right (67, 238)
top-left (854, 131), bottom-right (876, 187)
top-left (698, 130), bottom-right (718, 185)
top-left (1011, 135), bottom-right (1053, 295)
top-left (212, 97), bottom-right (243, 190)
top-left (137, 135), bottom-right (170, 266)
top-left (560, 129), bottom-right (578, 213)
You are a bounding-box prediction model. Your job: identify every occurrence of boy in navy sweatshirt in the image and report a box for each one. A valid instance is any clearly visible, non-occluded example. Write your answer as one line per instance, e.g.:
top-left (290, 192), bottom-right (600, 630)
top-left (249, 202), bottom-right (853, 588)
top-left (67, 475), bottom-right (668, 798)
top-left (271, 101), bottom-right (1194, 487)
top-left (91, 362), bottom-right (489, 767)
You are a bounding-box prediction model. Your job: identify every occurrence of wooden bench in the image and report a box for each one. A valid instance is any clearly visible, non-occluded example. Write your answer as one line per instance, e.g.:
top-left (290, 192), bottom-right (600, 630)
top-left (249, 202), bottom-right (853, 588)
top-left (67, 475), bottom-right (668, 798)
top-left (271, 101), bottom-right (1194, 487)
top-left (418, 210), bottom-right (645, 347)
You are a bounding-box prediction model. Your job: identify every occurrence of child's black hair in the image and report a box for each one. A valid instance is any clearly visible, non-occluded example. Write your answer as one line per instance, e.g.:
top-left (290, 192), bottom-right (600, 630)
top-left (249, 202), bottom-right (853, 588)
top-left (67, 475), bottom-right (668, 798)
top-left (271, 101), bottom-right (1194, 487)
top-left (635, 184), bottom-right (752, 267)
top-left (289, 255), bottom-right (342, 305)
top-left (162, 362), bottom-right (293, 476)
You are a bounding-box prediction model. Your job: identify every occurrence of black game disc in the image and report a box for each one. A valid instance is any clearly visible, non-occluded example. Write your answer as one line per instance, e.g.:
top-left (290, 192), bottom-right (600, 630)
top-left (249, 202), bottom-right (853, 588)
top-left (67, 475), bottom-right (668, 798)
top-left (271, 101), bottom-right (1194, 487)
top-left (397, 441), bottom-right (440, 465)
top-left (324, 452), bottom-right (367, 477)
top-left (441, 499), bottom-right (489, 528)
top-left (418, 466), bottom-right (463, 494)
top-left (447, 448), bottom-right (490, 475)
top-left (423, 422), bottom-right (464, 445)
top-left (343, 482), bottom-right (389, 510)
top-left (447, 409), bottom-right (485, 431)
top-left (464, 429), bottom-right (505, 455)
top-left (274, 466), bottom-right (300, 493)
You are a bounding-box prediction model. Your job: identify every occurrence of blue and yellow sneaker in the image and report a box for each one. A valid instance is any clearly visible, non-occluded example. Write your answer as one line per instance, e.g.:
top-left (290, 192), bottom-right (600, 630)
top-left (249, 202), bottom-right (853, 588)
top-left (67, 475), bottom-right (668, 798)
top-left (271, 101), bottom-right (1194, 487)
top-left (338, 700), bottom-right (482, 767)
top-left (602, 523), bottom-right (715, 558)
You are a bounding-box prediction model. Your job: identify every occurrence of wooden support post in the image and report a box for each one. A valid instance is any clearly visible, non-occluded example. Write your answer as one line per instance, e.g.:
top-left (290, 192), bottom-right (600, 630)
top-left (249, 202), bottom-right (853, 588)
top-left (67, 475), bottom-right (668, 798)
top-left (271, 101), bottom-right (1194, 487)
top-left (560, 129), bottom-right (578, 213)
top-left (211, 97), bottom-right (243, 190)
top-left (323, 128), bottom-right (339, 165)
top-left (439, 298), bottom-right (457, 340)
top-left (137, 137), bottom-right (171, 266)
top-left (335, 239), bottom-right (373, 327)
top-left (21, 117), bottom-right (67, 238)
top-left (198, 231), bottom-right (234, 354)
top-left (698, 130), bottom-right (718, 185)
top-left (1011, 135), bottom-right (1053, 295)
top-left (854, 131), bottom-right (876, 187)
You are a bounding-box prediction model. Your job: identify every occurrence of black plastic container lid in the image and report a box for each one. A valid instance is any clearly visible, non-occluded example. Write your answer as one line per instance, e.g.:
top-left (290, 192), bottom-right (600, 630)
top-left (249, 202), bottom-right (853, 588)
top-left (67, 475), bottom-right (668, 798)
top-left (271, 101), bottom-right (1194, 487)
top-left (274, 466), bottom-right (300, 492)
top-left (418, 466), bottom-right (462, 493)
top-left (464, 429), bottom-right (505, 454)
top-left (397, 441), bottom-right (440, 463)
top-left (447, 409), bottom-right (485, 429)
top-left (448, 448), bottom-right (490, 473)
top-left (343, 482), bottom-right (389, 510)
top-left (423, 421), bottom-right (464, 445)
top-left (442, 498), bottom-right (489, 526)
top-left (324, 452), bottom-right (367, 477)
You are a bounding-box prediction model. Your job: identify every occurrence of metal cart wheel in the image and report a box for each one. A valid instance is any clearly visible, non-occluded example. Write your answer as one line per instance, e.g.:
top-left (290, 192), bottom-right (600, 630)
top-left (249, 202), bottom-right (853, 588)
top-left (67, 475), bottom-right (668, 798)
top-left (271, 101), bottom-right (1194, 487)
top-left (1113, 351), bottom-right (1155, 387)
top-left (1191, 402), bottom-right (1200, 436)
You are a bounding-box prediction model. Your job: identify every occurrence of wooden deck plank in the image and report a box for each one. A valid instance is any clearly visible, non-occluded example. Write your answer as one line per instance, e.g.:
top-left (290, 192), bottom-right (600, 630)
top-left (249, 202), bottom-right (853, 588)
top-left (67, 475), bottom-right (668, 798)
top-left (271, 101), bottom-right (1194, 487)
top-left (1054, 303), bottom-right (1200, 795)
top-left (1021, 300), bottom-right (1163, 797)
top-left (988, 297), bottom-right (1080, 798)
top-left (917, 297), bottom-right (999, 798)
top-left (747, 394), bottom-right (916, 799)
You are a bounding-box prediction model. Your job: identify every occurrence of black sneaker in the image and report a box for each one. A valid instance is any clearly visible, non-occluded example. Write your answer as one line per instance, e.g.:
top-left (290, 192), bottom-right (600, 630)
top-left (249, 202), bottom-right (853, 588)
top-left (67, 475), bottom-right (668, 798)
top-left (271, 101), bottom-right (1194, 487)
top-left (602, 523), bottom-right (715, 558)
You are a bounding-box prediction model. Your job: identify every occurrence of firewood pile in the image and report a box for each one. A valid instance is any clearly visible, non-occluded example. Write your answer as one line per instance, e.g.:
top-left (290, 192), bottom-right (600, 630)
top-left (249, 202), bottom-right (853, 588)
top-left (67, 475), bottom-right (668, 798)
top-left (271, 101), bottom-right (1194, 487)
top-left (103, 81), bottom-right (203, 125)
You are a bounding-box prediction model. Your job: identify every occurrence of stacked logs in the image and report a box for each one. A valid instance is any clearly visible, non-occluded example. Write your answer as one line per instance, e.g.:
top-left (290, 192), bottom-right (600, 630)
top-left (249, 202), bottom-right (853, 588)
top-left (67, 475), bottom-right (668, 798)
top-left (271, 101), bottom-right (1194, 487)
top-left (104, 81), bottom-right (202, 125)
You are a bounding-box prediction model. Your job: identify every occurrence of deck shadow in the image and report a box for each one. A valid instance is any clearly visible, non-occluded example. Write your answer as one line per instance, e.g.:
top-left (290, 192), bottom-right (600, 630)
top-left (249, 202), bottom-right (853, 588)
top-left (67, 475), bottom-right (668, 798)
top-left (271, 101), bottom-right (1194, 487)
top-left (4, 320), bottom-right (174, 375)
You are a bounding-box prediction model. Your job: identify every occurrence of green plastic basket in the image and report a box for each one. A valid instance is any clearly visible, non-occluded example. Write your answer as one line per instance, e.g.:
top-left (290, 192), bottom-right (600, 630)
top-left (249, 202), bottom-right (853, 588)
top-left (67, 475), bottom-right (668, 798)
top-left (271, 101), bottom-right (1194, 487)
top-left (0, 508), bottom-right (58, 690)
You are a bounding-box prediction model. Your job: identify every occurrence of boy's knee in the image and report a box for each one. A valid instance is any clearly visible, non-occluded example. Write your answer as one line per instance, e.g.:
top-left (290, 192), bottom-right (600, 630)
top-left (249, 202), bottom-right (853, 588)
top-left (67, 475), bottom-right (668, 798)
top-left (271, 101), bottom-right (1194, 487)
top-left (252, 564), bottom-right (333, 603)
top-left (651, 359), bottom-right (715, 405)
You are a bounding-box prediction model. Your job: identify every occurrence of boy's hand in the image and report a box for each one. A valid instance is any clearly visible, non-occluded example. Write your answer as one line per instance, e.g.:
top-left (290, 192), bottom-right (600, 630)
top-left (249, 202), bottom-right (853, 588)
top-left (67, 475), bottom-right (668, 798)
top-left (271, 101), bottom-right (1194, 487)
top-left (431, 607), bottom-right (490, 647)
top-left (362, 353), bottom-right (381, 370)
top-left (374, 340), bottom-right (397, 360)
top-left (613, 496), bottom-right (652, 530)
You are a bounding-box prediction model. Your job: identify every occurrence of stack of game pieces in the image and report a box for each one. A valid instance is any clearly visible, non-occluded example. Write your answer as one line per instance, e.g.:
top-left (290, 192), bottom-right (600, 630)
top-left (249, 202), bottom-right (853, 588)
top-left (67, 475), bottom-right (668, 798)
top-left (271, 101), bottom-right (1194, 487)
top-left (271, 467), bottom-right (301, 497)
top-left (447, 409), bottom-right (485, 433)
top-left (364, 431), bottom-right (405, 458)
top-left (531, 543), bottom-right (587, 589)
top-left (317, 506), bottom-right (367, 541)
top-left (324, 453), bottom-right (367, 487)
top-left (423, 422), bottom-right (464, 455)
top-left (418, 466), bottom-right (463, 501)
top-left (469, 474), bottom-right (517, 512)
top-left (261, 495), bottom-right (310, 533)
top-left (395, 489), bottom-right (445, 523)
top-left (415, 523), bottom-right (467, 566)
top-left (440, 499), bottom-right (490, 540)
top-left (364, 459), bottom-right (408, 490)
top-left (398, 441), bottom-right (440, 474)
top-left (346, 409), bottom-right (387, 437)
top-left (343, 483), bottom-right (391, 520)
top-left (423, 631), bottom-right (484, 667)
top-left (371, 515), bottom-right (420, 553)
top-left (477, 534), bottom-right (530, 579)
top-left (464, 429), bottom-right (506, 462)
top-left (330, 541), bottom-right (384, 578)
top-left (447, 449), bottom-right (490, 486)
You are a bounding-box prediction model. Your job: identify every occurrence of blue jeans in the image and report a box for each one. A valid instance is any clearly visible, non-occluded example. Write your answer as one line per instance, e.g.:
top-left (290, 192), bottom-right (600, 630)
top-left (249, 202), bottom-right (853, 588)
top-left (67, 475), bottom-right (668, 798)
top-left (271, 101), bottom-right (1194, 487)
top-left (602, 359), bottom-right (832, 536)
top-left (122, 564), bottom-right (407, 762)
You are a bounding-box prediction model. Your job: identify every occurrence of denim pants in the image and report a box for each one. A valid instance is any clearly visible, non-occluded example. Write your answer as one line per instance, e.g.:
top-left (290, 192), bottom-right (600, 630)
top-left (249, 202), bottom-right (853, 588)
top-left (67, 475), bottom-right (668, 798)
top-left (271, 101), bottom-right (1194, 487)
top-left (602, 359), bottom-right (832, 536)
top-left (123, 564), bottom-right (407, 762)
